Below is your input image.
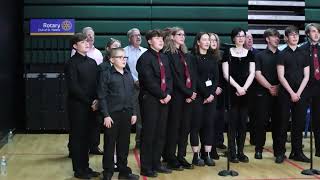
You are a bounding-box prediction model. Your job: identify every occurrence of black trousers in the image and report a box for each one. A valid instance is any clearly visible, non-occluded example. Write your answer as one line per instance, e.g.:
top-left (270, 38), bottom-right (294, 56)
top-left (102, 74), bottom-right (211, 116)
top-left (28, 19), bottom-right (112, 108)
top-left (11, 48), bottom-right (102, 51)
top-left (253, 94), bottom-right (279, 153)
top-left (133, 86), bottom-right (142, 145)
top-left (248, 88), bottom-right (257, 144)
top-left (164, 92), bottom-right (192, 161)
top-left (277, 88), bottom-right (307, 155)
top-left (89, 112), bottom-right (101, 149)
top-left (140, 94), bottom-right (169, 172)
top-left (306, 83), bottom-right (320, 152)
top-left (68, 112), bottom-right (100, 153)
top-left (68, 99), bottom-right (93, 171)
top-left (227, 95), bottom-right (248, 155)
top-left (190, 96), bottom-right (216, 147)
top-left (215, 108), bottom-right (225, 146)
top-left (103, 110), bottom-right (132, 176)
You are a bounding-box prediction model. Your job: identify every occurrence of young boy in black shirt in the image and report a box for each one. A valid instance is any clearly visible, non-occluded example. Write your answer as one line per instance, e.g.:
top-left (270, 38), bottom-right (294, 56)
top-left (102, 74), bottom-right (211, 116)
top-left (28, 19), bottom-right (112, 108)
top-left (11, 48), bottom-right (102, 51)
top-left (98, 48), bottom-right (139, 180)
top-left (137, 29), bottom-right (173, 177)
top-left (65, 33), bottom-right (100, 179)
top-left (254, 28), bottom-right (280, 160)
top-left (277, 25), bottom-right (310, 163)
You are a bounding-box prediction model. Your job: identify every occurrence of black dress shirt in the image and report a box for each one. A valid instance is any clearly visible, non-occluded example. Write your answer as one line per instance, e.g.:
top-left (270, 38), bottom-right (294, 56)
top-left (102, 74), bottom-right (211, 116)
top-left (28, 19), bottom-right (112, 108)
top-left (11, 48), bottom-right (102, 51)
top-left (65, 52), bottom-right (98, 105)
top-left (277, 46), bottom-right (309, 92)
top-left (136, 48), bottom-right (173, 99)
top-left (167, 52), bottom-right (196, 98)
top-left (255, 48), bottom-right (279, 95)
top-left (97, 66), bottom-right (136, 118)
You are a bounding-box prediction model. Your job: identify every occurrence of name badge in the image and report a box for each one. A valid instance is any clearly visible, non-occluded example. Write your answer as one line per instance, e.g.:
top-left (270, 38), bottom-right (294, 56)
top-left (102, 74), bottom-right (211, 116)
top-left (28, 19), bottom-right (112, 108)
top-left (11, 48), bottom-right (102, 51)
top-left (205, 80), bottom-right (212, 87)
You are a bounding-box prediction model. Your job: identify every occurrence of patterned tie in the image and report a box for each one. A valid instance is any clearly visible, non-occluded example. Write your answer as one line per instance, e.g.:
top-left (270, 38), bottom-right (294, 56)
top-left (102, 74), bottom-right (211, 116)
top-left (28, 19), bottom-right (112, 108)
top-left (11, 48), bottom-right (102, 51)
top-left (157, 52), bottom-right (167, 92)
top-left (313, 45), bottom-right (320, 80)
top-left (179, 51), bottom-right (192, 88)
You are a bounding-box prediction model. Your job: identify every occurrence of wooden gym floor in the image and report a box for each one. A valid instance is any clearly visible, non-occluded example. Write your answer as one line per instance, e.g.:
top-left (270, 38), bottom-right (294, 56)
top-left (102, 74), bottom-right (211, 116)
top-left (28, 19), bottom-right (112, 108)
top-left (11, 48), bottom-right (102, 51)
top-left (1, 133), bottom-right (320, 180)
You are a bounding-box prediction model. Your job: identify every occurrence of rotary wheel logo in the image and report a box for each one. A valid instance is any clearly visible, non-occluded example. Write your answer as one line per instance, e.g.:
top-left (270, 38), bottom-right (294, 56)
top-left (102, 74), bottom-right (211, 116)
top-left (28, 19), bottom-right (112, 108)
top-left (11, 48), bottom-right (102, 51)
top-left (61, 20), bottom-right (72, 31)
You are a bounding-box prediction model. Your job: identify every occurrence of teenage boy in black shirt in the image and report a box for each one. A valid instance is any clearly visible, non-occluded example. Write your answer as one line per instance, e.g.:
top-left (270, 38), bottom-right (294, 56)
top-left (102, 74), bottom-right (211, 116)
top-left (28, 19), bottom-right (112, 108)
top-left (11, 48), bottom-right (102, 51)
top-left (65, 33), bottom-right (100, 179)
top-left (254, 28), bottom-right (280, 160)
top-left (137, 29), bottom-right (173, 177)
top-left (276, 25), bottom-right (310, 163)
top-left (98, 48), bottom-right (139, 180)
top-left (300, 23), bottom-right (320, 156)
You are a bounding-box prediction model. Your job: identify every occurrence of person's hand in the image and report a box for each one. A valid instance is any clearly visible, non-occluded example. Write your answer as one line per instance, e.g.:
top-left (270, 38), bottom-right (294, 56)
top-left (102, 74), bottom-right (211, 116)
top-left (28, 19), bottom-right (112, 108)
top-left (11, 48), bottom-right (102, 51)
top-left (190, 92), bottom-right (197, 100)
top-left (164, 94), bottom-right (172, 103)
top-left (91, 99), bottom-right (98, 111)
top-left (215, 87), bottom-right (223, 95)
top-left (131, 116), bottom-right (137, 125)
top-left (204, 94), bottom-right (214, 104)
top-left (103, 116), bottom-right (113, 128)
top-left (268, 86), bottom-right (278, 96)
top-left (290, 92), bottom-right (300, 102)
top-left (185, 98), bottom-right (192, 103)
top-left (236, 87), bottom-right (246, 96)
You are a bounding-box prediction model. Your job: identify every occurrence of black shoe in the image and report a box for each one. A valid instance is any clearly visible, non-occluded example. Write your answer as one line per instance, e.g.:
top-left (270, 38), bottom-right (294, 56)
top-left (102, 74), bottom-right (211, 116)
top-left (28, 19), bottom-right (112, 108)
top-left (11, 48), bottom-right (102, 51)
top-left (119, 173), bottom-right (140, 180)
top-left (177, 157), bottom-right (194, 169)
top-left (290, 152), bottom-right (311, 163)
top-left (316, 151), bottom-right (320, 157)
top-left (230, 153), bottom-right (239, 163)
top-left (140, 170), bottom-right (158, 177)
top-left (68, 153), bottom-right (72, 158)
top-left (254, 152), bottom-right (262, 160)
top-left (103, 172), bottom-right (112, 180)
top-left (275, 155), bottom-right (285, 164)
top-left (74, 169), bottom-right (91, 179)
top-left (155, 165), bottom-right (172, 174)
top-left (203, 152), bottom-right (215, 166)
top-left (89, 147), bottom-right (104, 155)
top-left (210, 149), bottom-right (220, 160)
top-left (192, 153), bottom-right (205, 166)
top-left (86, 167), bottom-right (100, 177)
top-left (238, 153), bottom-right (249, 163)
top-left (217, 144), bottom-right (227, 149)
top-left (167, 161), bottom-right (183, 171)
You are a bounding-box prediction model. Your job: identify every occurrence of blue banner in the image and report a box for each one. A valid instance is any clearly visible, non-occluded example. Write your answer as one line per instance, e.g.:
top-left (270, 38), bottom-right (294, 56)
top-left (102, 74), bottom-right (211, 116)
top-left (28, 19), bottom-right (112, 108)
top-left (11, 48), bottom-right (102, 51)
top-left (30, 19), bottom-right (75, 36)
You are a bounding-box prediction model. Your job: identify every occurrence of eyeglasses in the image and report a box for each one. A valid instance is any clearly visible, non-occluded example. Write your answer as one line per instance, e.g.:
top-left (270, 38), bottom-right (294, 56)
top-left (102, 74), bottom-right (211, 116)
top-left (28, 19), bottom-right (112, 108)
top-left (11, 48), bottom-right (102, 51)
top-left (176, 33), bottom-right (185, 37)
top-left (112, 56), bottom-right (128, 60)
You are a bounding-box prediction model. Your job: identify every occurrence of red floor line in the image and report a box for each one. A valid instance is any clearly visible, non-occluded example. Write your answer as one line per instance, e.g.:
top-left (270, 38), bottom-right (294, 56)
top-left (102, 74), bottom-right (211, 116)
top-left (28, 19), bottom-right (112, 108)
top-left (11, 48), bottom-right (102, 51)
top-left (133, 148), bottom-right (147, 180)
top-left (242, 177), bottom-right (317, 180)
top-left (263, 147), bottom-right (320, 180)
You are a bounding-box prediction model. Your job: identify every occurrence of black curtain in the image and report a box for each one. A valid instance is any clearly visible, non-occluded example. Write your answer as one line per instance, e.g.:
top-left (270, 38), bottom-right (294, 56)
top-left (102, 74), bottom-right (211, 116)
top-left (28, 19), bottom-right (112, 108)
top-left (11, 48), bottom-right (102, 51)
top-left (0, 0), bottom-right (24, 134)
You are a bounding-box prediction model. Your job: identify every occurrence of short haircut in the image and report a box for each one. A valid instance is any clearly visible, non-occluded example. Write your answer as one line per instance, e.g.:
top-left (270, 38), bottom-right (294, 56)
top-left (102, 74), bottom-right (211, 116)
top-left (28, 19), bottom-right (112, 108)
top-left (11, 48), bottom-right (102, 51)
top-left (284, 25), bottom-right (299, 37)
top-left (230, 27), bottom-right (246, 43)
top-left (264, 28), bottom-right (280, 38)
top-left (110, 47), bottom-right (125, 58)
top-left (305, 23), bottom-right (320, 36)
top-left (105, 38), bottom-right (121, 50)
top-left (145, 29), bottom-right (163, 42)
top-left (82, 27), bottom-right (94, 35)
top-left (127, 28), bottom-right (140, 38)
top-left (70, 33), bottom-right (87, 47)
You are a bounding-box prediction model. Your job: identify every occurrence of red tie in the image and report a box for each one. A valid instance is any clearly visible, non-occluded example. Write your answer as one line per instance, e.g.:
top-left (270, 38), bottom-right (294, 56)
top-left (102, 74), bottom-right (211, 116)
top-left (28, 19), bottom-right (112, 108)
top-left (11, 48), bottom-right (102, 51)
top-left (313, 46), bottom-right (320, 80)
top-left (157, 53), bottom-right (166, 92)
top-left (179, 51), bottom-right (192, 88)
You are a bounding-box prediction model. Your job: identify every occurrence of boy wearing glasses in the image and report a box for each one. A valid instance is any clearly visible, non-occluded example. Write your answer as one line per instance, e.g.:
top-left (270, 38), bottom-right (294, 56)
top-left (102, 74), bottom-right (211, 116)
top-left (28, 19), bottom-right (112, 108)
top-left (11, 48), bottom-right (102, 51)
top-left (98, 48), bottom-right (139, 180)
top-left (276, 25), bottom-right (310, 163)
